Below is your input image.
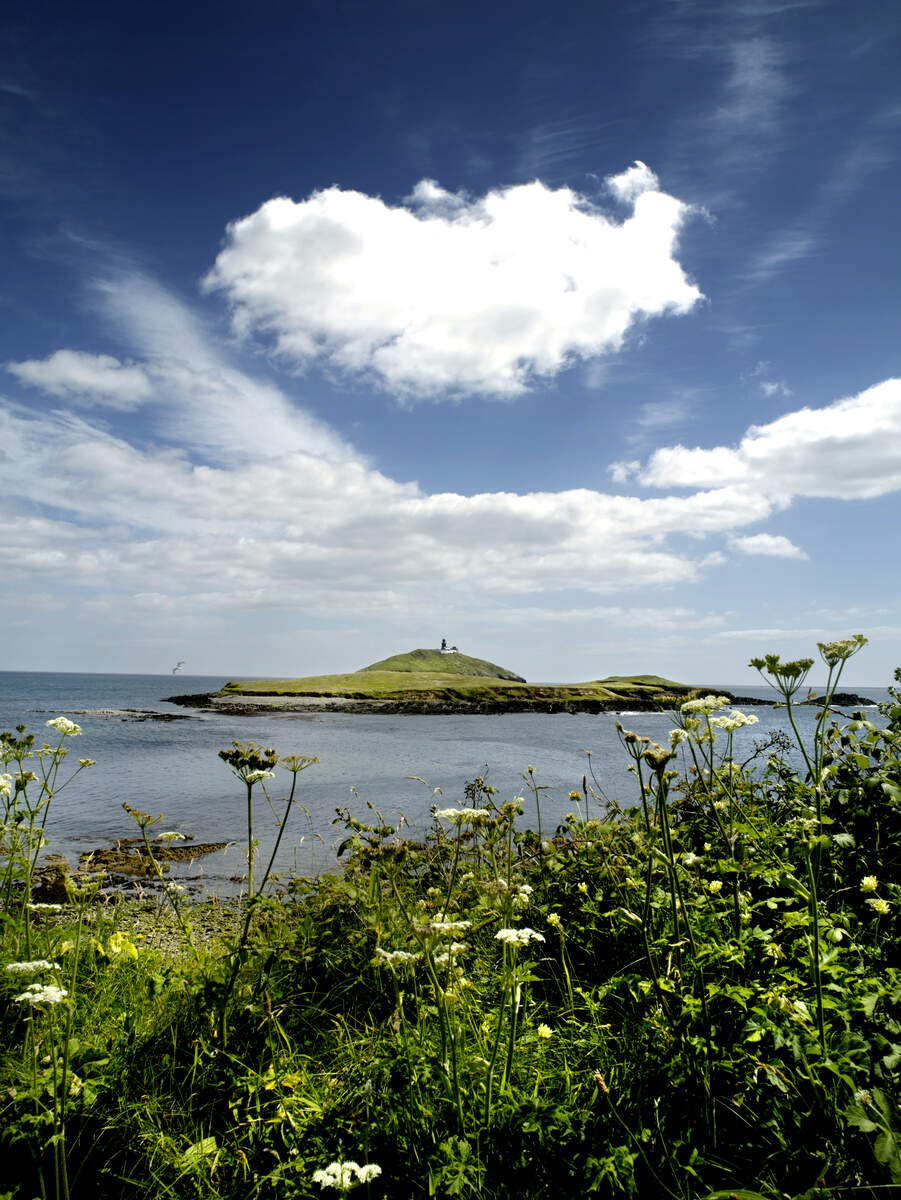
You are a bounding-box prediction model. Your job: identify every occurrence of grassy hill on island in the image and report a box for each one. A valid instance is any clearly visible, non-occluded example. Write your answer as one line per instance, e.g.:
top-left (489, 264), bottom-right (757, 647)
top-left (360, 647), bottom-right (526, 682)
top-left (216, 648), bottom-right (695, 709)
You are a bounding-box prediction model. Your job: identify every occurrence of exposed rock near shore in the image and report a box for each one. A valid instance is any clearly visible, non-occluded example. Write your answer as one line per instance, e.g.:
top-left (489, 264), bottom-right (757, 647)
top-left (48, 707), bottom-right (193, 722)
top-left (804, 692), bottom-right (875, 708)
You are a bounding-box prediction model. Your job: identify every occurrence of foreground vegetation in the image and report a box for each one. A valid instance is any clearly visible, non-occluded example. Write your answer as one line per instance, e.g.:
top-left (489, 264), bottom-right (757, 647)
top-left (3, 635), bottom-right (901, 1198)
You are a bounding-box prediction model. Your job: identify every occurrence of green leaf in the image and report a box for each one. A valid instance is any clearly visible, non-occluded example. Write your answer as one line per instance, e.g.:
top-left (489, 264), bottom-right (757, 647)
top-left (698, 1191), bottom-right (774, 1199)
top-left (178, 1135), bottom-right (218, 1172)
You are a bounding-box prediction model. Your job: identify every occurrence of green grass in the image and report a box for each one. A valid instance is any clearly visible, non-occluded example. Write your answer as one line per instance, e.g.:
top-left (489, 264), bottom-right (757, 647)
top-left (220, 648), bottom-right (694, 703)
top-left (361, 647), bottom-right (526, 680)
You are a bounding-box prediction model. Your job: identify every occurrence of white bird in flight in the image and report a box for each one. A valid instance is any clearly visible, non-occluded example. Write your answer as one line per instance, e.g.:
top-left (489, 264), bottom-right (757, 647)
top-left (172, 661), bottom-right (184, 674)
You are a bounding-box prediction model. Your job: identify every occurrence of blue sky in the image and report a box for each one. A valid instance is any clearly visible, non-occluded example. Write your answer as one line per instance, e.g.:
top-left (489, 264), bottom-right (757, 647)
top-left (2, 0), bottom-right (899, 685)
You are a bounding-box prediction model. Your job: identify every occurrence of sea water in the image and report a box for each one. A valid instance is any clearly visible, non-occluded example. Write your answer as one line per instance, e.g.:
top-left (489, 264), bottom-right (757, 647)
top-left (0, 671), bottom-right (892, 896)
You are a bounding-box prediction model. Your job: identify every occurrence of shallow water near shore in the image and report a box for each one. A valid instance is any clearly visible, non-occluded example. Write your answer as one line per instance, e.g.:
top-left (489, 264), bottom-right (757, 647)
top-left (1, 670), bottom-right (892, 897)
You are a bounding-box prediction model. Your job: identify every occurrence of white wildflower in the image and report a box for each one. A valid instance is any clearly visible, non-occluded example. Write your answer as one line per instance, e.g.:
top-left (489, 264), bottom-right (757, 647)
top-left (546, 912), bottom-right (562, 928)
top-left (426, 920), bottom-right (471, 936)
top-left (156, 831), bottom-right (187, 842)
top-left (861, 875), bottom-right (878, 893)
top-left (434, 943), bottom-right (468, 966)
top-left (374, 948), bottom-right (420, 966)
top-left (14, 984), bottom-right (68, 1005)
top-left (495, 927), bottom-right (545, 946)
top-left (669, 728), bottom-right (690, 748)
top-left (536, 1023), bottom-right (553, 1039)
top-left (312, 1160), bottom-right (382, 1190)
top-left (707, 880), bottom-right (723, 895)
top-left (244, 769), bottom-right (275, 784)
top-left (682, 852), bottom-right (701, 867)
top-left (46, 717), bottom-right (82, 736)
top-left (868, 897), bottom-right (890, 915)
top-left (26, 903), bottom-right (64, 912)
top-left (710, 710), bottom-right (760, 731)
top-left (434, 807), bottom-right (491, 825)
top-left (5, 960), bottom-right (60, 974)
top-left (680, 695), bottom-right (731, 715)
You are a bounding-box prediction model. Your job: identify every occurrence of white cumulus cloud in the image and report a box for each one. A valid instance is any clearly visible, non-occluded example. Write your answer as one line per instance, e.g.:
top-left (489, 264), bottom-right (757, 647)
top-left (730, 533), bottom-right (808, 560)
top-left (203, 169), bottom-right (702, 399)
top-left (633, 379), bottom-right (901, 500)
top-left (7, 349), bottom-right (152, 409)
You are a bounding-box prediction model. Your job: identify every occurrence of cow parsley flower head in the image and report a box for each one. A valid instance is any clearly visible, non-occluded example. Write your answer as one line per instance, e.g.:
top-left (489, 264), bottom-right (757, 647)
top-left (46, 717), bottom-right (82, 736)
top-left (14, 983), bottom-right (69, 1005)
top-left (818, 634), bottom-right (867, 667)
top-left (710, 710), bottom-right (759, 731)
top-left (868, 897), bottom-right (890, 915)
top-left (374, 948), bottom-right (420, 966)
top-left (681, 695), bottom-right (731, 715)
top-left (434, 807), bottom-right (491, 826)
top-left (861, 876), bottom-right (878, 893)
top-left (312, 1160), bottom-right (382, 1190)
top-left (157, 831), bottom-right (187, 842)
top-left (536, 1023), bottom-right (553, 1039)
top-left (244, 769), bottom-right (275, 785)
top-left (495, 927), bottom-right (545, 946)
top-left (5, 960), bottom-right (60, 974)
top-left (427, 920), bottom-right (471, 936)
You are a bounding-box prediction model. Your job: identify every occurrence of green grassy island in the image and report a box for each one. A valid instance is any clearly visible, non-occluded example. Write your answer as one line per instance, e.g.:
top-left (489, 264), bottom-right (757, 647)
top-left (170, 646), bottom-right (703, 714)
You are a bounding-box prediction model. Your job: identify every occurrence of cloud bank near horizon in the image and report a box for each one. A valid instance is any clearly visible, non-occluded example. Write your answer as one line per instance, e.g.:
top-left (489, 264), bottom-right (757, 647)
top-left (6, 301), bottom-right (900, 634)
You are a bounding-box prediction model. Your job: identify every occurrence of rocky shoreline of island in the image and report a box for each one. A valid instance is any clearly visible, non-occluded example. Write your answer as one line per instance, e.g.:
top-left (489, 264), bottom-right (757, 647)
top-left (161, 688), bottom-right (876, 717)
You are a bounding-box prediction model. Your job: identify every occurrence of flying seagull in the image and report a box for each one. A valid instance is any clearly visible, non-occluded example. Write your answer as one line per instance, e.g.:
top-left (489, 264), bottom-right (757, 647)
top-left (172, 661), bottom-right (184, 674)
